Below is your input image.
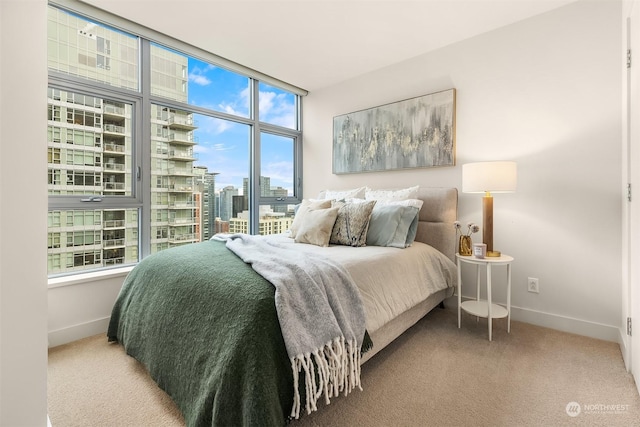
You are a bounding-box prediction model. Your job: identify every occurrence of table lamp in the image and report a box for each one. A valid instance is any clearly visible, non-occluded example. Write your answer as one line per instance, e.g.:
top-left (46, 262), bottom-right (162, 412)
top-left (462, 161), bottom-right (517, 257)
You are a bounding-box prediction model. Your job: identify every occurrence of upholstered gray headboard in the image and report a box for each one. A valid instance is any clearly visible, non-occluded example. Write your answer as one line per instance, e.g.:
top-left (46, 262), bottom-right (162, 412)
top-left (413, 187), bottom-right (458, 262)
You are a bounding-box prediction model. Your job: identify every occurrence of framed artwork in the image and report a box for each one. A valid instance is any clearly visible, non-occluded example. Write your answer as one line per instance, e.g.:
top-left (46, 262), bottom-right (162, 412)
top-left (332, 88), bottom-right (456, 174)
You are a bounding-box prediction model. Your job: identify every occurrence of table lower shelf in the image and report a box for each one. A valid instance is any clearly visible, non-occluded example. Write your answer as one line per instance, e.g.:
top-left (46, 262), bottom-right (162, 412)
top-left (460, 300), bottom-right (508, 319)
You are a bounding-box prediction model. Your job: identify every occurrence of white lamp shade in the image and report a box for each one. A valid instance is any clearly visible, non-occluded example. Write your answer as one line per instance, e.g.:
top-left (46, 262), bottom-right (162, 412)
top-left (462, 161), bottom-right (517, 194)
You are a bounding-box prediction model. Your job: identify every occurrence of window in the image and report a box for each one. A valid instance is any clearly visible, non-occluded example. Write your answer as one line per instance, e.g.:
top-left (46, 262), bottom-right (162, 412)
top-left (47, 5), bottom-right (139, 91)
top-left (48, 232), bottom-right (61, 249)
top-left (258, 83), bottom-right (298, 129)
top-left (97, 36), bottom-right (111, 55)
top-left (47, 3), bottom-right (303, 276)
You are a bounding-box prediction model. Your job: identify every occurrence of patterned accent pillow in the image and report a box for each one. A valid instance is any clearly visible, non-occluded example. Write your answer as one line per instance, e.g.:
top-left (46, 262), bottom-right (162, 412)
top-left (329, 200), bottom-right (377, 247)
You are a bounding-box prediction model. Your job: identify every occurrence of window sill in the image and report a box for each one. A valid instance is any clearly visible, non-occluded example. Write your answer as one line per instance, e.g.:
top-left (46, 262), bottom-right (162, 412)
top-left (48, 265), bottom-right (135, 289)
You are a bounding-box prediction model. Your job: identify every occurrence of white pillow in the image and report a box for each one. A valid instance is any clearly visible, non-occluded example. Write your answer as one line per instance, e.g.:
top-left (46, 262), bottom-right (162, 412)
top-left (365, 185), bottom-right (419, 201)
top-left (373, 198), bottom-right (424, 210)
top-left (318, 186), bottom-right (366, 200)
top-left (294, 207), bottom-right (340, 247)
top-left (289, 199), bottom-right (332, 239)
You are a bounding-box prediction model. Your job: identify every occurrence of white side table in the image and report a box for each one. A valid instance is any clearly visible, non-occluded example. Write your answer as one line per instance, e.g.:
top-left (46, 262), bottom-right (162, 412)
top-left (456, 253), bottom-right (513, 341)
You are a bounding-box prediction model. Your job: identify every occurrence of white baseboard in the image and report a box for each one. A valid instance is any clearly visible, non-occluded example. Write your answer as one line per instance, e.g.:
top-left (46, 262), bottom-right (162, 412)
top-left (446, 296), bottom-right (620, 342)
top-left (509, 306), bottom-right (619, 342)
top-left (48, 316), bottom-right (110, 348)
top-left (51, 302), bottom-right (622, 349)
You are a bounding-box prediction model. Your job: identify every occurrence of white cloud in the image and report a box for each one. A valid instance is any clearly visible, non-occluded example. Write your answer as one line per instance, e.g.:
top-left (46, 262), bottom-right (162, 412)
top-left (193, 115), bottom-right (235, 135)
top-left (212, 143), bottom-right (235, 151)
top-left (193, 145), bottom-right (209, 154)
top-left (220, 104), bottom-right (243, 117)
top-left (259, 90), bottom-right (296, 129)
top-left (259, 91), bottom-right (276, 116)
top-left (188, 63), bottom-right (217, 86)
top-left (189, 73), bottom-right (211, 86)
top-left (217, 87), bottom-right (250, 118)
top-left (212, 118), bottom-right (233, 134)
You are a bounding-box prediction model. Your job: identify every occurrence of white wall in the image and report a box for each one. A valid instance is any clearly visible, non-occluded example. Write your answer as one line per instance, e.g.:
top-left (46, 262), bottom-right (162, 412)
top-left (0, 0), bottom-right (49, 425)
top-left (48, 269), bottom-right (131, 347)
top-left (303, 0), bottom-right (623, 341)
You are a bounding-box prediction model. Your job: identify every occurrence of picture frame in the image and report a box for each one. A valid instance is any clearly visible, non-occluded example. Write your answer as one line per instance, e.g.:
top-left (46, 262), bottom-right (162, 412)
top-left (332, 88), bottom-right (456, 174)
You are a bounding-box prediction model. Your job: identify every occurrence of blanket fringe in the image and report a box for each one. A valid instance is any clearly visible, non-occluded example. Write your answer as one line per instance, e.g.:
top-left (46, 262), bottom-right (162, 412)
top-left (290, 336), bottom-right (362, 419)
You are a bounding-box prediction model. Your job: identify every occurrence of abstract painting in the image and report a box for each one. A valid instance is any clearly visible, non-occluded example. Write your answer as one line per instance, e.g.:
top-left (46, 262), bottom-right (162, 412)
top-left (333, 88), bottom-right (456, 174)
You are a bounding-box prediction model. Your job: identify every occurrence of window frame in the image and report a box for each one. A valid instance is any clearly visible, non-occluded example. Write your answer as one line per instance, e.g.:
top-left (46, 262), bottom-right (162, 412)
top-left (47, 0), bottom-right (305, 276)
top-left (47, 73), bottom-right (144, 211)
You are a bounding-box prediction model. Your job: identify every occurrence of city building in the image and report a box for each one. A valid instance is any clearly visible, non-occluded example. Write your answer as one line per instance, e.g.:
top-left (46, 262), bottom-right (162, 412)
top-left (230, 207), bottom-right (294, 235)
top-left (47, 12), bottom-right (208, 271)
top-left (47, 89), bottom-right (139, 273)
top-left (150, 103), bottom-right (200, 254)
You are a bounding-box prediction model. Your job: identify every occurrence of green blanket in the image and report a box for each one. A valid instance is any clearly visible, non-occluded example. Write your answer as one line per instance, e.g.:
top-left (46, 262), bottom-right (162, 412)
top-left (108, 239), bottom-right (293, 426)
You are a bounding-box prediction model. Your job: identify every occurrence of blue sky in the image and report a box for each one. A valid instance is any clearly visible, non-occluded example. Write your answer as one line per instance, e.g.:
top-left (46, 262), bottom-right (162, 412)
top-left (186, 58), bottom-right (296, 195)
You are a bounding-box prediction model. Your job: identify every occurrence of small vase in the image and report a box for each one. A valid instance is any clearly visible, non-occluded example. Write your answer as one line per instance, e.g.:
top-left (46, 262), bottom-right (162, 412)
top-left (459, 235), bottom-right (472, 256)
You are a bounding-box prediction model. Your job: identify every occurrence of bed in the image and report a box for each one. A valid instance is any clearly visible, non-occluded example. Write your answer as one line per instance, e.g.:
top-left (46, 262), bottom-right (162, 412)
top-left (107, 187), bottom-right (458, 426)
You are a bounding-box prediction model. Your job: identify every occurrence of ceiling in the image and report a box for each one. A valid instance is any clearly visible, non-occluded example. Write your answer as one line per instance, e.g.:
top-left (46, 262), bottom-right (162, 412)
top-left (81, 0), bottom-right (577, 92)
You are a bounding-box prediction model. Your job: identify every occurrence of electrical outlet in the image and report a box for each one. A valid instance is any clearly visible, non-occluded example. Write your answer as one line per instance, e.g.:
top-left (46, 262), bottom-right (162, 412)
top-left (527, 277), bottom-right (539, 293)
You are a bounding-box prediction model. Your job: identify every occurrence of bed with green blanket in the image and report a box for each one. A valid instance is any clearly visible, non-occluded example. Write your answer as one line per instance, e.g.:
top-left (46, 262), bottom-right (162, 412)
top-left (107, 187), bottom-right (458, 426)
top-left (108, 239), bottom-right (294, 426)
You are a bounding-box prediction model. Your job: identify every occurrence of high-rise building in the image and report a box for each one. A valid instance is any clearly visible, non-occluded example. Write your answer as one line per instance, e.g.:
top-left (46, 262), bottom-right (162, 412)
top-left (242, 176), bottom-right (275, 206)
top-left (47, 8), bottom-right (202, 272)
top-left (219, 186), bottom-right (239, 222)
top-left (47, 89), bottom-right (140, 273)
top-left (150, 104), bottom-right (200, 254)
top-left (232, 195), bottom-right (245, 219)
top-left (193, 167), bottom-right (218, 241)
top-left (230, 178), bottom-right (295, 234)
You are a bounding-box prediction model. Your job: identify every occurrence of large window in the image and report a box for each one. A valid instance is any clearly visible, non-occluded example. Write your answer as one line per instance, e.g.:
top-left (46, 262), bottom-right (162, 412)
top-left (47, 3), bottom-right (303, 276)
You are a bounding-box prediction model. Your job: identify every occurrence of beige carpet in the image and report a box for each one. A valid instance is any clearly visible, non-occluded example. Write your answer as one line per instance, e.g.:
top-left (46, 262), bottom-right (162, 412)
top-left (48, 307), bottom-right (640, 426)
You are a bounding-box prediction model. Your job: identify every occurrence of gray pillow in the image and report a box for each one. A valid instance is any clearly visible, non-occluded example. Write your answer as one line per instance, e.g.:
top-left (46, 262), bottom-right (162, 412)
top-left (329, 200), bottom-right (376, 247)
top-left (366, 205), bottom-right (420, 248)
top-left (404, 210), bottom-right (420, 246)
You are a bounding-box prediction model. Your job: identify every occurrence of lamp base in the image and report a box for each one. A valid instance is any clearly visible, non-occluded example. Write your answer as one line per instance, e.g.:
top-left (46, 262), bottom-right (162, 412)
top-left (486, 250), bottom-right (501, 257)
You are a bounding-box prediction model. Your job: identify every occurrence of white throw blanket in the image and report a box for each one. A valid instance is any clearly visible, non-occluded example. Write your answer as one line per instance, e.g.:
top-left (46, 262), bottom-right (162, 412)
top-left (218, 233), bottom-right (367, 418)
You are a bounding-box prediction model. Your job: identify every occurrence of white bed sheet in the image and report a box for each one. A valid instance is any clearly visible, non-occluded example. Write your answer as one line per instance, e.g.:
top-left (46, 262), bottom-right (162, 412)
top-left (265, 234), bottom-right (458, 334)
